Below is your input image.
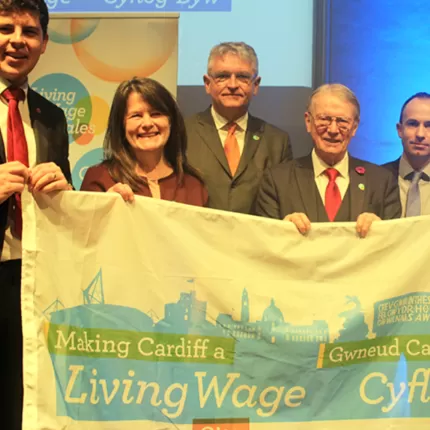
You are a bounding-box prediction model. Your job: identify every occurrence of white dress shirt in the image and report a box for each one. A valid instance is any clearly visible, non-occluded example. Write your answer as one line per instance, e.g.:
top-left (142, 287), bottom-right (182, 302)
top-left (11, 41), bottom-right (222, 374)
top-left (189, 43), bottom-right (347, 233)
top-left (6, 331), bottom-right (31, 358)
top-left (398, 154), bottom-right (430, 217)
top-left (0, 78), bottom-right (37, 261)
top-left (211, 106), bottom-right (248, 156)
top-left (311, 149), bottom-right (350, 204)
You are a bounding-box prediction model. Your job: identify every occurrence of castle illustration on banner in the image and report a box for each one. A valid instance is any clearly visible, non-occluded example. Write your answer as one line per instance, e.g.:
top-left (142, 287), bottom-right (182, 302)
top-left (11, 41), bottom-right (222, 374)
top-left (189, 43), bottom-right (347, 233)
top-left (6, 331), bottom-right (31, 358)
top-left (44, 269), bottom-right (379, 346)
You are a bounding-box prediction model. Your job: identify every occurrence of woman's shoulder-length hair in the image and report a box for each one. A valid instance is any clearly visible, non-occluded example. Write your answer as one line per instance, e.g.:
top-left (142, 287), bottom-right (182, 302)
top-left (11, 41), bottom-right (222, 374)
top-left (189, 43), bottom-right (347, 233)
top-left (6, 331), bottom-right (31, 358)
top-left (103, 77), bottom-right (202, 192)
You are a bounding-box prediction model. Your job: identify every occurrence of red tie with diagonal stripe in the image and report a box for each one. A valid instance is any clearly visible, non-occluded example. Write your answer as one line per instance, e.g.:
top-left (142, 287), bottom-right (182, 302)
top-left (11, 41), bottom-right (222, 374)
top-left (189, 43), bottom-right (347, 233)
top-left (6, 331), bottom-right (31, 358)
top-left (324, 167), bottom-right (341, 222)
top-left (3, 87), bottom-right (29, 237)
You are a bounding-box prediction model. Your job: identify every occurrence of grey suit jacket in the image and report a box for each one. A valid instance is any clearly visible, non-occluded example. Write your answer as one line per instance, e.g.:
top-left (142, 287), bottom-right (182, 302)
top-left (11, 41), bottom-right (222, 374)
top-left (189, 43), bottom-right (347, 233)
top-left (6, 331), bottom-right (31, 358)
top-left (185, 108), bottom-right (292, 214)
top-left (0, 88), bottom-right (72, 256)
top-left (255, 153), bottom-right (401, 221)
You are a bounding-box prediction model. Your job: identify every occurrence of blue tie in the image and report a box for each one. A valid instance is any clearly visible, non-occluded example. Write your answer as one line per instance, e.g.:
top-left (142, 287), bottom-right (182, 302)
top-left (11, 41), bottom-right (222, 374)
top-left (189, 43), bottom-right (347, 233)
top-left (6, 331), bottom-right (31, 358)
top-left (405, 171), bottom-right (422, 217)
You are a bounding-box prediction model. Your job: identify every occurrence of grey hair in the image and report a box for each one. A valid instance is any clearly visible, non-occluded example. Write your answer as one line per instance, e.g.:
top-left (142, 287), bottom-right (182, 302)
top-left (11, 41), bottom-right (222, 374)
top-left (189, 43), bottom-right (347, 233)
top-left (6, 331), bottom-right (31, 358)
top-left (207, 42), bottom-right (259, 76)
top-left (307, 83), bottom-right (361, 121)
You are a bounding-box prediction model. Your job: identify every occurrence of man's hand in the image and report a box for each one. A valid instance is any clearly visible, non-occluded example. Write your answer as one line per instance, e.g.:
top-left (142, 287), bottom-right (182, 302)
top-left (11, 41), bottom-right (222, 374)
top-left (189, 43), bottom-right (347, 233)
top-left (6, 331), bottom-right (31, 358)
top-left (0, 161), bottom-right (29, 204)
top-left (107, 183), bottom-right (135, 202)
top-left (356, 212), bottom-right (381, 238)
top-left (29, 162), bottom-right (71, 193)
top-left (283, 212), bottom-right (312, 235)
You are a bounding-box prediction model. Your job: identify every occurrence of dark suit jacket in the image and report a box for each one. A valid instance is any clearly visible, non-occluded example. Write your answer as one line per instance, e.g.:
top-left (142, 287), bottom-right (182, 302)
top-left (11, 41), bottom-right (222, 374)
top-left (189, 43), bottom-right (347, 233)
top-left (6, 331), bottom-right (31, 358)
top-left (382, 158), bottom-right (401, 176)
top-left (185, 108), bottom-right (292, 214)
top-left (0, 88), bottom-right (72, 256)
top-left (255, 153), bottom-right (401, 221)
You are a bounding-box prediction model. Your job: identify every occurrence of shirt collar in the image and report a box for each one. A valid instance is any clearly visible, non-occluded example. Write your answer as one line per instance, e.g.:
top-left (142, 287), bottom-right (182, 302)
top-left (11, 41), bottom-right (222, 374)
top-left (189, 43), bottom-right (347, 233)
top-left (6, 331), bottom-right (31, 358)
top-left (210, 105), bottom-right (248, 132)
top-left (399, 153), bottom-right (430, 180)
top-left (311, 148), bottom-right (349, 179)
top-left (0, 77), bottom-right (29, 100)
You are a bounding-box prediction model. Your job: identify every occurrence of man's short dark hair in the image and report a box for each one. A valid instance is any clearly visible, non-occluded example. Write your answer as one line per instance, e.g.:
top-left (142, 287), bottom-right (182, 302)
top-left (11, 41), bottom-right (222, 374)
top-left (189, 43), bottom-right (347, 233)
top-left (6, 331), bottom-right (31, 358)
top-left (0, 0), bottom-right (49, 36)
top-left (399, 92), bottom-right (430, 123)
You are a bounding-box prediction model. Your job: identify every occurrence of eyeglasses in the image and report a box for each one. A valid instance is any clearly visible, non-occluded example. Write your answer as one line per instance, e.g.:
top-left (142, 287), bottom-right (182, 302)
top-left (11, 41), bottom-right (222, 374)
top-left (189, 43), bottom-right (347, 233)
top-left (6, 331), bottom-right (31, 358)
top-left (308, 112), bottom-right (354, 134)
top-left (209, 72), bottom-right (256, 86)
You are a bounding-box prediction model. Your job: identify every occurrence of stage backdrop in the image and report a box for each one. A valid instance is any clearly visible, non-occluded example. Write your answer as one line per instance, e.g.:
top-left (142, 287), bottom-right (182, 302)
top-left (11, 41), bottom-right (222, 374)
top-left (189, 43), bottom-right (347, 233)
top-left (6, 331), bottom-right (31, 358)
top-left (29, 13), bottom-right (179, 189)
top-left (21, 191), bottom-right (430, 429)
top-left (326, 0), bottom-right (430, 165)
top-left (47, 0), bottom-right (315, 159)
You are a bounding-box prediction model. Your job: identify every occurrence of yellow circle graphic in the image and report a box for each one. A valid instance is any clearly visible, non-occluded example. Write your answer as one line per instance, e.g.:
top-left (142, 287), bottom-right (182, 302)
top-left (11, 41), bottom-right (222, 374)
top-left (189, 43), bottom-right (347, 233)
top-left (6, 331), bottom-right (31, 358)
top-left (72, 19), bottom-right (177, 82)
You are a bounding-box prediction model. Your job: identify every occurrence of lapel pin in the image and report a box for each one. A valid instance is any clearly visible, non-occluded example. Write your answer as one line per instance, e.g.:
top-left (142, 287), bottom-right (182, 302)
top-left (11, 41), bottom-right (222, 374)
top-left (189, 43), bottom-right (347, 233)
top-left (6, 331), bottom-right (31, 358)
top-left (36, 107), bottom-right (41, 114)
top-left (358, 183), bottom-right (365, 191)
top-left (355, 166), bottom-right (366, 175)
top-left (252, 135), bottom-right (260, 141)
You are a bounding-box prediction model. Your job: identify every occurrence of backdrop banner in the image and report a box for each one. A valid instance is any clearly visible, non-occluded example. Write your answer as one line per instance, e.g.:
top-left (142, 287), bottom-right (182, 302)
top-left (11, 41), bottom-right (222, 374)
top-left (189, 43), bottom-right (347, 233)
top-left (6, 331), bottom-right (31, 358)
top-left (21, 191), bottom-right (430, 429)
top-left (29, 13), bottom-right (179, 190)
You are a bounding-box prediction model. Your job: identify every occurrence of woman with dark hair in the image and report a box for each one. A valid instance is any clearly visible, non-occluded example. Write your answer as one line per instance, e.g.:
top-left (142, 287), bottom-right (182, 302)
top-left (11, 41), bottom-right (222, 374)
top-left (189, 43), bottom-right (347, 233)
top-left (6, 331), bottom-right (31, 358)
top-left (81, 77), bottom-right (207, 206)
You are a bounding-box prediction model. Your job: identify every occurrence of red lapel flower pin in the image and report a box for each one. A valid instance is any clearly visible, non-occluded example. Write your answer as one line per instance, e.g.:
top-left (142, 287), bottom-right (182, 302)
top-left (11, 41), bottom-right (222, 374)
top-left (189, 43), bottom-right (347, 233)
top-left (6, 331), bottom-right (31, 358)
top-left (355, 166), bottom-right (365, 175)
top-left (36, 107), bottom-right (41, 114)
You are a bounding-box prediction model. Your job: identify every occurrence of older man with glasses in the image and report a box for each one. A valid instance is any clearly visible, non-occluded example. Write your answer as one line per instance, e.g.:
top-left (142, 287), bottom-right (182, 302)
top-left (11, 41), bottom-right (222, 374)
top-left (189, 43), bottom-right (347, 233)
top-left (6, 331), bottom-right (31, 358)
top-left (255, 83), bottom-right (401, 238)
top-left (185, 42), bottom-right (292, 214)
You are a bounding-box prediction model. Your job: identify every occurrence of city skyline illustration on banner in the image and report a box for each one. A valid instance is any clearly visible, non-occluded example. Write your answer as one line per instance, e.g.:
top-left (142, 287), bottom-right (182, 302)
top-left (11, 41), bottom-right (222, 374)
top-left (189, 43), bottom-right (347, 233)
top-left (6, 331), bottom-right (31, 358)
top-left (42, 269), bottom-right (430, 423)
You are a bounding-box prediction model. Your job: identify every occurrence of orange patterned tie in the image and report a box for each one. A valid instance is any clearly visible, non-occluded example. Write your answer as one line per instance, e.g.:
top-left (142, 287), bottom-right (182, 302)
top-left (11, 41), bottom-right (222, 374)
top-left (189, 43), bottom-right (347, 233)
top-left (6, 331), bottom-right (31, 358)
top-left (224, 122), bottom-right (240, 175)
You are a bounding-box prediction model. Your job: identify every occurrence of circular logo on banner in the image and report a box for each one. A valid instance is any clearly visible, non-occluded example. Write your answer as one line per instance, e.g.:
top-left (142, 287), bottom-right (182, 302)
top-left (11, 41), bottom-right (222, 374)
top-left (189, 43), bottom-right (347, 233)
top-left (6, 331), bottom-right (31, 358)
top-left (32, 73), bottom-right (92, 144)
top-left (72, 148), bottom-right (104, 190)
top-left (48, 18), bottom-right (99, 45)
top-left (74, 95), bottom-right (110, 146)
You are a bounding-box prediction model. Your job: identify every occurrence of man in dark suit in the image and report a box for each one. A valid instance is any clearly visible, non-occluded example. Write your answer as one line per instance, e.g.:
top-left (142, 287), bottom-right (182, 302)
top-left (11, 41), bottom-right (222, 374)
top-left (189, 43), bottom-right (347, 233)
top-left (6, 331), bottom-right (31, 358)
top-left (255, 83), bottom-right (401, 238)
top-left (0, 1), bottom-right (72, 428)
top-left (186, 42), bottom-right (292, 214)
top-left (383, 92), bottom-right (430, 217)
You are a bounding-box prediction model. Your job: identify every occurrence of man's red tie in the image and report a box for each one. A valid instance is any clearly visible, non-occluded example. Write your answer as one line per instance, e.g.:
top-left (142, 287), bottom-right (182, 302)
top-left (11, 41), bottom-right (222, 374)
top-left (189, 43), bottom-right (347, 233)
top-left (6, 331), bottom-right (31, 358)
top-left (224, 122), bottom-right (240, 175)
top-left (324, 167), bottom-right (341, 222)
top-left (3, 87), bottom-right (29, 237)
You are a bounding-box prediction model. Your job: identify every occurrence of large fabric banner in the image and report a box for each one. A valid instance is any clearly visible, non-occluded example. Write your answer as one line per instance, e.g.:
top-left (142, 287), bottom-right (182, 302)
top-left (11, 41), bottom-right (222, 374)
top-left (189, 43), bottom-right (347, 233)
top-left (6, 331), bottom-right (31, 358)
top-left (22, 191), bottom-right (430, 429)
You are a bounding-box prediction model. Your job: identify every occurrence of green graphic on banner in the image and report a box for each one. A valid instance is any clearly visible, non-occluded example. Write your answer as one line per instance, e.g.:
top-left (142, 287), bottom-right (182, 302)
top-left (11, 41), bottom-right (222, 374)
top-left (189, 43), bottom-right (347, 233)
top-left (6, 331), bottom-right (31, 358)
top-left (319, 335), bottom-right (430, 368)
top-left (48, 323), bottom-right (236, 364)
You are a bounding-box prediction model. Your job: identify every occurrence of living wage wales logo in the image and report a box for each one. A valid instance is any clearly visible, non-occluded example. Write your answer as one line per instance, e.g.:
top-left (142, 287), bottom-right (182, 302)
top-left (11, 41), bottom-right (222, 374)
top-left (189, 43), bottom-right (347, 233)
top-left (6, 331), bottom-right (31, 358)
top-left (32, 73), bottom-right (108, 146)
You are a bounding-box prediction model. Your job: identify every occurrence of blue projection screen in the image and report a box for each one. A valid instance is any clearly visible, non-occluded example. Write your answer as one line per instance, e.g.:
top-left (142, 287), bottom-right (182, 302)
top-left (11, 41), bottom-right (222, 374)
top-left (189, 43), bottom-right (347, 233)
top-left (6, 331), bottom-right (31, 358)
top-left (328, 0), bottom-right (430, 165)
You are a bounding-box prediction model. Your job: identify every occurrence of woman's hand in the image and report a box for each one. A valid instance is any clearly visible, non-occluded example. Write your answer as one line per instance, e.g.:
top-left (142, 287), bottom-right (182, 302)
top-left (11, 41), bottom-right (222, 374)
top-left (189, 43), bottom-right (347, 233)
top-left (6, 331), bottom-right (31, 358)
top-left (107, 183), bottom-right (135, 202)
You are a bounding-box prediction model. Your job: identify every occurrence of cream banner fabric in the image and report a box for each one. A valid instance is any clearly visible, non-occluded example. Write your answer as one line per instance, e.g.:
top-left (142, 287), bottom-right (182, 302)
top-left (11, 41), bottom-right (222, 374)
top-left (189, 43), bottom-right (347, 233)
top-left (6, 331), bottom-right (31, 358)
top-left (21, 191), bottom-right (430, 429)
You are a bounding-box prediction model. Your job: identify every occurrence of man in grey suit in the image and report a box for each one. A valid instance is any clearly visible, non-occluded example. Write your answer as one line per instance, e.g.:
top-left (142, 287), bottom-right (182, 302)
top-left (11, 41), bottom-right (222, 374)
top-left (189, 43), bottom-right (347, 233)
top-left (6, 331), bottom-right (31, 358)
top-left (255, 84), bottom-right (401, 238)
top-left (185, 42), bottom-right (292, 214)
top-left (383, 92), bottom-right (430, 216)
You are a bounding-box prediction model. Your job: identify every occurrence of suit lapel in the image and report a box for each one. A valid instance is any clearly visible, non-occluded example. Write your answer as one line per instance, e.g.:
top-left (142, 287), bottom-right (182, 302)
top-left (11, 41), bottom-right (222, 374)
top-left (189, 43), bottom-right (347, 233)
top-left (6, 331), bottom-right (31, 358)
top-left (392, 158), bottom-right (401, 176)
top-left (349, 156), bottom-right (368, 220)
top-left (0, 131), bottom-right (5, 164)
top-left (28, 89), bottom-right (49, 164)
top-left (196, 108), bottom-right (230, 175)
top-left (234, 114), bottom-right (263, 178)
top-left (294, 155), bottom-right (319, 220)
